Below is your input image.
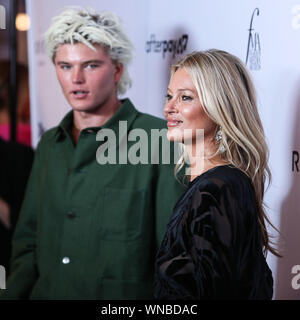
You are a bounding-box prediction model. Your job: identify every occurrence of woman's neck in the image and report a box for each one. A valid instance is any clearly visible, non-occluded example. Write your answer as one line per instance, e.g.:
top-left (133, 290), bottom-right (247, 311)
top-left (185, 142), bottom-right (226, 182)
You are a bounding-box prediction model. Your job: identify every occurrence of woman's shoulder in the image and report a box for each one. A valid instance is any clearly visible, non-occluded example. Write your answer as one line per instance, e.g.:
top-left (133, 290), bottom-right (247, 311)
top-left (188, 164), bottom-right (255, 207)
top-left (185, 165), bottom-right (258, 231)
top-left (192, 164), bottom-right (251, 190)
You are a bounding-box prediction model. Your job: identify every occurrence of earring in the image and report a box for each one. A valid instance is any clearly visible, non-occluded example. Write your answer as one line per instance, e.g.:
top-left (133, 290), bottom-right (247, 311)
top-left (215, 128), bottom-right (225, 153)
top-left (216, 129), bottom-right (222, 143)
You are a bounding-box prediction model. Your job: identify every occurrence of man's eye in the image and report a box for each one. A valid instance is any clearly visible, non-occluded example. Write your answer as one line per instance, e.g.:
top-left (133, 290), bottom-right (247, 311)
top-left (61, 65), bottom-right (71, 70)
top-left (182, 95), bottom-right (192, 101)
top-left (86, 64), bottom-right (98, 69)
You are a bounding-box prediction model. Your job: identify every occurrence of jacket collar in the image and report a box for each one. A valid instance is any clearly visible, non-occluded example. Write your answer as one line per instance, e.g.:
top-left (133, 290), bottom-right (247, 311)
top-left (54, 98), bottom-right (139, 142)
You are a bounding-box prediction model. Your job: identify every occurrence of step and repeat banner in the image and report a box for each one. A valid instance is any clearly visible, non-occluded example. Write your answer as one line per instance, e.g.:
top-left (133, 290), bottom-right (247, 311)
top-left (26, 0), bottom-right (300, 299)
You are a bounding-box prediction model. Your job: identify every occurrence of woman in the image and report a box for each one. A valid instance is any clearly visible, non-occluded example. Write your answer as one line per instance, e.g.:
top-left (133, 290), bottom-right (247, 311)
top-left (154, 49), bottom-right (279, 300)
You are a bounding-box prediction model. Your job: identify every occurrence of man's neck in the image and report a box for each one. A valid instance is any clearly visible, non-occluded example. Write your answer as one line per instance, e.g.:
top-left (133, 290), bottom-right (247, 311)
top-left (73, 99), bottom-right (122, 130)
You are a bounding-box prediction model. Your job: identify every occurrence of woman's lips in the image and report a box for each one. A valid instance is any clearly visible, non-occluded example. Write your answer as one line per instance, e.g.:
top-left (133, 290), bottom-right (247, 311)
top-left (167, 120), bottom-right (183, 127)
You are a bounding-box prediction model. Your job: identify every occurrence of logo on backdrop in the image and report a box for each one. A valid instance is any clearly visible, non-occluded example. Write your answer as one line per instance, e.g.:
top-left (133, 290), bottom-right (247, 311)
top-left (34, 39), bottom-right (47, 67)
top-left (0, 5), bottom-right (6, 29)
top-left (245, 8), bottom-right (261, 71)
top-left (38, 122), bottom-right (46, 139)
top-left (35, 39), bottom-right (46, 55)
top-left (292, 150), bottom-right (299, 172)
top-left (0, 265), bottom-right (5, 289)
top-left (146, 34), bottom-right (189, 59)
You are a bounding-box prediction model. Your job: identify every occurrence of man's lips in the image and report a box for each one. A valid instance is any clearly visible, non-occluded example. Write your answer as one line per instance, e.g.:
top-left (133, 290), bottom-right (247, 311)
top-left (70, 90), bottom-right (89, 99)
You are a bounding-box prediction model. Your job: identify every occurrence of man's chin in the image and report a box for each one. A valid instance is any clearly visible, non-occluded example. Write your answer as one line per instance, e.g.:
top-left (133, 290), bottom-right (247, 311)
top-left (70, 105), bottom-right (97, 113)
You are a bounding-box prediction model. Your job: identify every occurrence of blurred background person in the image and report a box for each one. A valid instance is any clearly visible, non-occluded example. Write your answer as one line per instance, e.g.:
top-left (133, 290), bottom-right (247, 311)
top-left (0, 136), bottom-right (34, 274)
top-left (0, 60), bottom-right (31, 147)
top-left (0, 0), bottom-right (34, 275)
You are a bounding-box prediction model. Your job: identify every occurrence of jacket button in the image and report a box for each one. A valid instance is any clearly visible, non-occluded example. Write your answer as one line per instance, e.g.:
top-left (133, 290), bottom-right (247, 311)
top-left (62, 257), bottom-right (70, 264)
top-left (67, 211), bottom-right (76, 219)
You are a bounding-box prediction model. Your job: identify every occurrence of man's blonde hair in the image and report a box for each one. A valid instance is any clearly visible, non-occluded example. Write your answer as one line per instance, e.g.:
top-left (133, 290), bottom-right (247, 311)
top-left (44, 7), bottom-right (133, 95)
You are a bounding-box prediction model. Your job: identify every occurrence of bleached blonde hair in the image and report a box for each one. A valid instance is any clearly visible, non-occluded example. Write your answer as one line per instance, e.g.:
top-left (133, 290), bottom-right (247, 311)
top-left (44, 7), bottom-right (133, 95)
top-left (172, 49), bottom-right (280, 257)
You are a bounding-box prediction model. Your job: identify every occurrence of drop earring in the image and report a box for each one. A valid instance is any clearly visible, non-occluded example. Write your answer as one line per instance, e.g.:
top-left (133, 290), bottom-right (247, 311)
top-left (216, 128), bottom-right (225, 153)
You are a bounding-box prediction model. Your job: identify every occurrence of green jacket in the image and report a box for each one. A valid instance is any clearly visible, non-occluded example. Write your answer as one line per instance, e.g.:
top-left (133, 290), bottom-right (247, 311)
top-left (1, 99), bottom-right (185, 299)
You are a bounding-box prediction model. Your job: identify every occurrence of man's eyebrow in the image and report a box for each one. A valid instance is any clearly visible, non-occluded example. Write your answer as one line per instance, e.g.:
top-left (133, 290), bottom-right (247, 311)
top-left (83, 60), bottom-right (103, 64)
top-left (56, 61), bottom-right (70, 65)
top-left (56, 60), bottom-right (104, 65)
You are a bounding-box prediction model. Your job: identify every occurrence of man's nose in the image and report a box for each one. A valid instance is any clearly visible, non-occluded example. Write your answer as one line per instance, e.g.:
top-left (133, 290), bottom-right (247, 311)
top-left (72, 67), bottom-right (85, 84)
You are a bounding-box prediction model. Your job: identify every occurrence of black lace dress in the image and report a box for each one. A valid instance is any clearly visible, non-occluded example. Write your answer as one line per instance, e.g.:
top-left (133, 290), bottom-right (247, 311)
top-left (154, 165), bottom-right (273, 300)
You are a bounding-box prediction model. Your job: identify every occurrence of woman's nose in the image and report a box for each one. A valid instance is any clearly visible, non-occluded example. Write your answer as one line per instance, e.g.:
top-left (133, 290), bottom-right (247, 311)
top-left (164, 99), bottom-right (177, 117)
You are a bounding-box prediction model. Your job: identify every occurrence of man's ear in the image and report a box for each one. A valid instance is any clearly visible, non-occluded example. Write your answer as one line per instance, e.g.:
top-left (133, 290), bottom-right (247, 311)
top-left (114, 63), bottom-right (123, 84)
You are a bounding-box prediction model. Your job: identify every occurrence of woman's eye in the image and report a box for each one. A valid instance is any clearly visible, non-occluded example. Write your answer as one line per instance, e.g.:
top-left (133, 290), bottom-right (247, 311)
top-left (165, 94), bottom-right (172, 101)
top-left (182, 95), bottom-right (192, 101)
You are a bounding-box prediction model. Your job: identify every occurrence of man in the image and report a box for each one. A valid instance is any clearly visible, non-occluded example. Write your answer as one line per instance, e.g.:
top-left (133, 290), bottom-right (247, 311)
top-left (0, 8), bottom-right (184, 299)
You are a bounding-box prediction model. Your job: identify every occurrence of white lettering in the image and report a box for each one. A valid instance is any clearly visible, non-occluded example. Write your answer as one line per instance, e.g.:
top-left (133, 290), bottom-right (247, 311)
top-left (96, 129), bottom-right (116, 164)
top-left (144, 304), bottom-right (157, 314)
top-left (118, 121), bottom-right (128, 164)
top-left (291, 265), bottom-right (300, 289)
top-left (0, 265), bottom-right (6, 289)
top-left (100, 304), bottom-right (135, 318)
top-left (144, 304), bottom-right (198, 315)
top-left (0, 5), bottom-right (5, 30)
top-left (95, 123), bottom-right (205, 170)
top-left (128, 129), bottom-right (148, 164)
top-left (150, 129), bottom-right (170, 164)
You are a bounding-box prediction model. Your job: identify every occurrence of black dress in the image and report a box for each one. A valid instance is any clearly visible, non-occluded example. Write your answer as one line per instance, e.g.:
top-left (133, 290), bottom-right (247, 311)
top-left (154, 165), bottom-right (273, 300)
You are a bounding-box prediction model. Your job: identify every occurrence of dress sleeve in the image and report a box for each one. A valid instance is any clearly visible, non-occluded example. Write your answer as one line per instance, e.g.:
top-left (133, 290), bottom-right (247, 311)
top-left (187, 184), bottom-right (236, 299)
top-left (155, 180), bottom-right (239, 300)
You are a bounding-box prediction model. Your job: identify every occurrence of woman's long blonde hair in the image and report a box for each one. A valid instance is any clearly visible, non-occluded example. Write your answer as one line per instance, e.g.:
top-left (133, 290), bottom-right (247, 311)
top-left (172, 49), bottom-right (280, 257)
